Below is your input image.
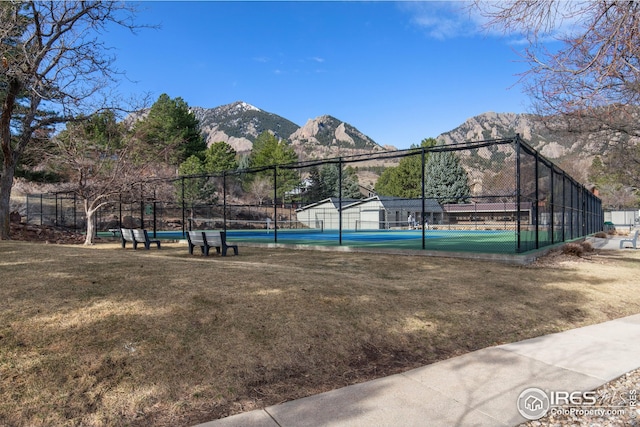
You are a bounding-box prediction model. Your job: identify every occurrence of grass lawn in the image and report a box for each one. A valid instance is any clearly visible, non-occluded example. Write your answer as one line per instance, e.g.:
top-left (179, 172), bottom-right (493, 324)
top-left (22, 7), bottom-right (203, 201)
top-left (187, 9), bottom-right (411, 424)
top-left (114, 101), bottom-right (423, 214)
top-left (1, 240), bottom-right (639, 426)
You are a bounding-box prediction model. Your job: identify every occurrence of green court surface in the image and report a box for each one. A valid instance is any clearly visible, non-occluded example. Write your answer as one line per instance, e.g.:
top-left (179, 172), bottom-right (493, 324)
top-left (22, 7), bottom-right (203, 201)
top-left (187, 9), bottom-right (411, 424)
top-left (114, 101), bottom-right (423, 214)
top-left (102, 228), bottom-right (532, 254)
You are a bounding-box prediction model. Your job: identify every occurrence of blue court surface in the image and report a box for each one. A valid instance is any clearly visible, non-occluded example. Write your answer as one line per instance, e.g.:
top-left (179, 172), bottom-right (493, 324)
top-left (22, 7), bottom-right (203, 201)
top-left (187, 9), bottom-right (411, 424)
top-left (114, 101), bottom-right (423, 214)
top-left (108, 228), bottom-right (521, 254)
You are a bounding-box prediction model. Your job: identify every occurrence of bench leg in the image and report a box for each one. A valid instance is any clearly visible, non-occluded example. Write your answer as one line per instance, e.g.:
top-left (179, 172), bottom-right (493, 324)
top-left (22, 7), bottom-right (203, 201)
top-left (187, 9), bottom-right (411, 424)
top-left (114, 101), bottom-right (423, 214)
top-left (221, 245), bottom-right (238, 256)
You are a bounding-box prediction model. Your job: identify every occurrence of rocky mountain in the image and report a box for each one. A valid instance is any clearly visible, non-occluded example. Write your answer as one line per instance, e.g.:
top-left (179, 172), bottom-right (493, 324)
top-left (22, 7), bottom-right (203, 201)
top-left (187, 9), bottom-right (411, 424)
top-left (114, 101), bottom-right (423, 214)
top-left (191, 101), bottom-right (384, 159)
top-left (191, 102), bottom-right (299, 153)
top-left (190, 101), bottom-right (635, 185)
top-left (289, 115), bottom-right (384, 159)
top-left (436, 111), bottom-right (624, 183)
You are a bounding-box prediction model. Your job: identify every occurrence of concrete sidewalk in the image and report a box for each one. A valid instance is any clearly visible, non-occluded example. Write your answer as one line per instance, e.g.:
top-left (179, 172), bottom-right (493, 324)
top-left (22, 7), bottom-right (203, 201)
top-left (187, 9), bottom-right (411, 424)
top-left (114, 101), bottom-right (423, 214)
top-left (196, 238), bottom-right (640, 427)
top-left (590, 234), bottom-right (636, 250)
top-left (196, 314), bottom-right (640, 427)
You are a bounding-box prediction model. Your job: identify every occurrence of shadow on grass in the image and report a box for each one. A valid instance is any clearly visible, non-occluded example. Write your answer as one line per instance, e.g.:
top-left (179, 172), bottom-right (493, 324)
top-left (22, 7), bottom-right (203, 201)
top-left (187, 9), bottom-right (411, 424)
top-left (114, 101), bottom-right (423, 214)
top-left (1, 241), bottom-right (639, 426)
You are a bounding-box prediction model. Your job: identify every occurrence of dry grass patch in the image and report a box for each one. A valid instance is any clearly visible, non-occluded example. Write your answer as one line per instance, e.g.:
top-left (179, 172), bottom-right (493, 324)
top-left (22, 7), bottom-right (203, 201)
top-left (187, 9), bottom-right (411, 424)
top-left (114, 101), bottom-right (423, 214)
top-left (1, 241), bottom-right (639, 426)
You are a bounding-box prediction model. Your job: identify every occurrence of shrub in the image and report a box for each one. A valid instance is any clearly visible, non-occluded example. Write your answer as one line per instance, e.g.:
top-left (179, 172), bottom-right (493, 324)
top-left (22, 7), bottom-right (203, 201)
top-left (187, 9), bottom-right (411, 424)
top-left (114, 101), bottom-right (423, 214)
top-left (562, 242), bottom-right (584, 257)
top-left (594, 231), bottom-right (607, 238)
top-left (580, 241), bottom-right (594, 252)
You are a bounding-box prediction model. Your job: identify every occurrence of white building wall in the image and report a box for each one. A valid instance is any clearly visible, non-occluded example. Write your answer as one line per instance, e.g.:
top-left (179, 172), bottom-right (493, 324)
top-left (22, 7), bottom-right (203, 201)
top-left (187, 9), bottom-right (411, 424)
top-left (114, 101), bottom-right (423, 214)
top-left (296, 201), bottom-right (339, 230)
top-left (297, 198), bottom-right (386, 230)
top-left (346, 199), bottom-right (384, 230)
top-left (605, 210), bottom-right (640, 227)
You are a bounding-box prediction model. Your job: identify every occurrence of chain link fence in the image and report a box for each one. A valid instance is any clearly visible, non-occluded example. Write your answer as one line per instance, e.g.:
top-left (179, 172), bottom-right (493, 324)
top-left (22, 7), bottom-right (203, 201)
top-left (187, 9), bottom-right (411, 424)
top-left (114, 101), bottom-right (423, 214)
top-left (25, 136), bottom-right (602, 254)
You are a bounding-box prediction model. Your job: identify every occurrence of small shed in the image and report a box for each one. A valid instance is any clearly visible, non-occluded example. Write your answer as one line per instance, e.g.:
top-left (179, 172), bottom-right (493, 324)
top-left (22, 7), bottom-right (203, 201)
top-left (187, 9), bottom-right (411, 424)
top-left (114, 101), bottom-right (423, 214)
top-left (295, 196), bottom-right (443, 230)
top-left (294, 198), bottom-right (358, 230)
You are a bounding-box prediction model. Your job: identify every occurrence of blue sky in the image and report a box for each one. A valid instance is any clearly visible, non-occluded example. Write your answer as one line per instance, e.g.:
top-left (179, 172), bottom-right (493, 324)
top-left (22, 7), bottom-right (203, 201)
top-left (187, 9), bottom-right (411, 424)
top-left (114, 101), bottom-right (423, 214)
top-left (106, 1), bottom-right (532, 149)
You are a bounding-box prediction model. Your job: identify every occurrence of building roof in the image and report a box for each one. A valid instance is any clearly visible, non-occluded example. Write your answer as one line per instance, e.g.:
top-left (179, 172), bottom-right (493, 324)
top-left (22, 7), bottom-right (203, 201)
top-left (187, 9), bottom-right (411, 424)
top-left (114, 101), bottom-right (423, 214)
top-left (296, 196), bottom-right (444, 213)
top-left (295, 197), bottom-right (362, 212)
top-left (377, 196), bottom-right (443, 213)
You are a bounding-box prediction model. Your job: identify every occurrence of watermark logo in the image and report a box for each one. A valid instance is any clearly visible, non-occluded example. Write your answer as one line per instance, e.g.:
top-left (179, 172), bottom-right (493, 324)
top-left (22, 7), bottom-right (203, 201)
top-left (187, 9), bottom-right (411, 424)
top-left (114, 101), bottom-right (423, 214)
top-left (517, 387), bottom-right (550, 420)
top-left (517, 387), bottom-right (638, 421)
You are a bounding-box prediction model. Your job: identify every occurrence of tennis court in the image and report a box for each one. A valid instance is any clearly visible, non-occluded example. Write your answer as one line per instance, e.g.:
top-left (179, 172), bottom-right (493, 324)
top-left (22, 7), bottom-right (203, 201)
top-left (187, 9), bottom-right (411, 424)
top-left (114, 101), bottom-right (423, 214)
top-left (117, 228), bottom-right (524, 254)
top-left (72, 136), bottom-right (601, 257)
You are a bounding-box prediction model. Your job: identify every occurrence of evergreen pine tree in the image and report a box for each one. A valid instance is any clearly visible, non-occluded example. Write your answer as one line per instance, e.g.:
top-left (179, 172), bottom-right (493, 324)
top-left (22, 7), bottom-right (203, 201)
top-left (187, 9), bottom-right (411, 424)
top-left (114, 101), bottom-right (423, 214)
top-left (424, 149), bottom-right (470, 204)
top-left (375, 138), bottom-right (437, 197)
top-left (317, 164), bottom-right (363, 199)
top-left (176, 155), bottom-right (217, 210)
top-left (342, 166), bottom-right (363, 199)
top-left (132, 94), bottom-right (206, 166)
top-left (305, 166), bottom-right (324, 202)
top-left (204, 141), bottom-right (238, 173)
top-left (247, 131), bottom-right (299, 199)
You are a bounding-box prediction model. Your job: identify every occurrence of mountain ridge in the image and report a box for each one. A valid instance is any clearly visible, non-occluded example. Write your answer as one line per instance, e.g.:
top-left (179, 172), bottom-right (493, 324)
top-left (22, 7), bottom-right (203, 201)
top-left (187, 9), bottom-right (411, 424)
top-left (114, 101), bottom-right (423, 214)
top-left (190, 101), bottom-right (638, 185)
top-left (191, 101), bottom-right (383, 159)
top-left (436, 110), bottom-right (627, 182)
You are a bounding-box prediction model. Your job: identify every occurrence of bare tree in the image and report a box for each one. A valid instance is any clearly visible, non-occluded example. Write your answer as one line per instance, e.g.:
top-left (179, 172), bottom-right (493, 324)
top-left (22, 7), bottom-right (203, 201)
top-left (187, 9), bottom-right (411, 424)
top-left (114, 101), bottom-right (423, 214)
top-left (472, 2), bottom-right (640, 132)
top-left (48, 112), bottom-right (136, 245)
top-left (249, 176), bottom-right (272, 206)
top-left (0, 1), bottom-right (142, 239)
top-left (472, 1), bottom-right (640, 201)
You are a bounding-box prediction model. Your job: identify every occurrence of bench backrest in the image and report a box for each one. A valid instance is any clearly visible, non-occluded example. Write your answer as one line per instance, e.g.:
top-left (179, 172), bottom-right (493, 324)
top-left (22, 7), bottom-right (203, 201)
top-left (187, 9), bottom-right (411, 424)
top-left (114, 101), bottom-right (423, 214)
top-left (632, 230), bottom-right (639, 241)
top-left (132, 229), bottom-right (147, 242)
top-left (187, 231), bottom-right (206, 245)
top-left (203, 231), bottom-right (222, 246)
top-left (121, 228), bottom-right (134, 242)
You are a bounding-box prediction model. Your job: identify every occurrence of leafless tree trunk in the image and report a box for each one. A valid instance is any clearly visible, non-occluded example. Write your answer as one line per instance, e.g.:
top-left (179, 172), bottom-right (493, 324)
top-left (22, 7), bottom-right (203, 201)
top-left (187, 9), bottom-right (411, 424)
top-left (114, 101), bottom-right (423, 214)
top-left (0, 1), bottom-right (143, 239)
top-left (48, 125), bottom-right (137, 245)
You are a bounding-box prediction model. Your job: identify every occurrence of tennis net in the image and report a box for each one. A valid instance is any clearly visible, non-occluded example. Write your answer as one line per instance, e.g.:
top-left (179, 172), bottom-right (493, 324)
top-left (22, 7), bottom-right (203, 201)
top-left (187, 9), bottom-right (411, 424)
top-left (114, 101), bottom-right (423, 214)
top-left (355, 220), bottom-right (422, 231)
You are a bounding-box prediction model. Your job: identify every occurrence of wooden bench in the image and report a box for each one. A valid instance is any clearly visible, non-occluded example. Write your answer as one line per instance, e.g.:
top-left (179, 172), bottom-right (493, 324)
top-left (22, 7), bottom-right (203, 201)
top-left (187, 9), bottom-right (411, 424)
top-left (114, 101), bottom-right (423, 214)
top-left (620, 230), bottom-right (639, 249)
top-left (121, 228), bottom-right (161, 250)
top-left (186, 230), bottom-right (238, 256)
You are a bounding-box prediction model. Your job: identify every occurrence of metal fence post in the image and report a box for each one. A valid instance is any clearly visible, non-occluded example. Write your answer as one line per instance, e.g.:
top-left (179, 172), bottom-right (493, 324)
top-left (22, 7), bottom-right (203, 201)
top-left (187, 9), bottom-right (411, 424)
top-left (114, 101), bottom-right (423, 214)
top-left (181, 177), bottom-right (186, 236)
top-left (223, 171), bottom-right (227, 234)
top-left (55, 193), bottom-right (58, 226)
top-left (273, 166), bottom-right (278, 243)
top-left (515, 135), bottom-right (522, 253)
top-left (153, 188), bottom-right (157, 237)
top-left (339, 157), bottom-right (343, 246)
top-left (561, 172), bottom-right (566, 242)
top-left (534, 149), bottom-right (540, 249)
top-left (550, 166), bottom-right (555, 244)
top-left (139, 183), bottom-right (144, 229)
top-left (421, 148), bottom-right (426, 250)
